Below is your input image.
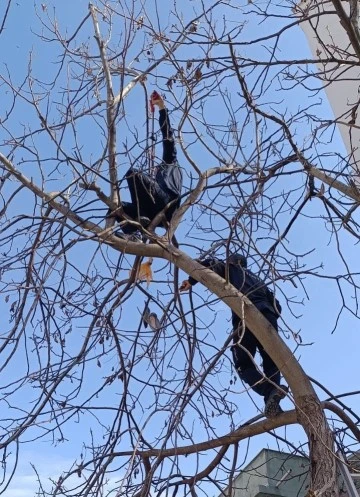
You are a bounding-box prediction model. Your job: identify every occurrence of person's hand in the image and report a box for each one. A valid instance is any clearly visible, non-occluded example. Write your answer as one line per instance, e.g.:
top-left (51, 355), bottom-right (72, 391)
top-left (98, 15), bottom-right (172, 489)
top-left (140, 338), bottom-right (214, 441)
top-left (150, 91), bottom-right (165, 110)
top-left (179, 280), bottom-right (192, 292)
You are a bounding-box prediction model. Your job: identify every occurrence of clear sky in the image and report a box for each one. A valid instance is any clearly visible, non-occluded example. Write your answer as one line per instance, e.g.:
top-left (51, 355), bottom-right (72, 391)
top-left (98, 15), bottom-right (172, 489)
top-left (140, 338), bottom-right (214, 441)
top-left (1, 1), bottom-right (359, 496)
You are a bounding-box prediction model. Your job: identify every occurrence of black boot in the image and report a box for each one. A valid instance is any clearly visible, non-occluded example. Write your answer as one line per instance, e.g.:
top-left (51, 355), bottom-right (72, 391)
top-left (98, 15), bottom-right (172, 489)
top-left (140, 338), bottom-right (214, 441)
top-left (264, 385), bottom-right (289, 418)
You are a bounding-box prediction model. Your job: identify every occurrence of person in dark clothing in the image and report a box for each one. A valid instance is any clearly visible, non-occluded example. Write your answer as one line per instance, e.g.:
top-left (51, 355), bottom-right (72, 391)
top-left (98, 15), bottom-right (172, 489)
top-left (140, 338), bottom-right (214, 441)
top-left (179, 254), bottom-right (288, 418)
top-left (110, 91), bottom-right (183, 236)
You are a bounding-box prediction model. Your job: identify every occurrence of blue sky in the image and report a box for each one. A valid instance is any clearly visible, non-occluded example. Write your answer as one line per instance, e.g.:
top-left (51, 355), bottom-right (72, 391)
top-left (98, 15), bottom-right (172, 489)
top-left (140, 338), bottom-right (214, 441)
top-left (1, 1), bottom-right (359, 496)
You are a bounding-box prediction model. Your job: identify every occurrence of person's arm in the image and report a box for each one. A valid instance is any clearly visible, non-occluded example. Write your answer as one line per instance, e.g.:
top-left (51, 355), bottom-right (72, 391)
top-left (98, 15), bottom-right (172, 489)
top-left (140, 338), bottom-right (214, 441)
top-left (150, 91), bottom-right (177, 165)
top-left (179, 258), bottom-right (225, 291)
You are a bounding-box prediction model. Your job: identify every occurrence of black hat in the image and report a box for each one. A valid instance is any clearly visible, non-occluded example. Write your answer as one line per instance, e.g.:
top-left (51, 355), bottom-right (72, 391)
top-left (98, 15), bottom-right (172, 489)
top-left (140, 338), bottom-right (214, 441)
top-left (228, 254), bottom-right (247, 268)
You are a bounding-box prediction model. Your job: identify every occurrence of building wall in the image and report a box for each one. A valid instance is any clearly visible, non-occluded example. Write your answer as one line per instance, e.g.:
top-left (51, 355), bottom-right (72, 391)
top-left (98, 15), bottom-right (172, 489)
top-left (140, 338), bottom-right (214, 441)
top-left (224, 448), bottom-right (360, 497)
top-left (297, 0), bottom-right (360, 181)
top-left (229, 449), bottom-right (309, 497)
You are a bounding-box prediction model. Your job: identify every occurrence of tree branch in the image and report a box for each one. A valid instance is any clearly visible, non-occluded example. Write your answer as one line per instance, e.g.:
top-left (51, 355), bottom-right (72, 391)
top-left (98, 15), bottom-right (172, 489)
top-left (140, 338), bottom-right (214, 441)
top-left (90, 3), bottom-right (119, 226)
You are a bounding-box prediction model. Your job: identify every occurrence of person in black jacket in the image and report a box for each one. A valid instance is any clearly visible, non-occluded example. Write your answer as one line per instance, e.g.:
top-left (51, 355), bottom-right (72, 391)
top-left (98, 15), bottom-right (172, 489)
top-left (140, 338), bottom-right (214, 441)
top-left (179, 254), bottom-right (288, 418)
top-left (109, 91), bottom-right (183, 237)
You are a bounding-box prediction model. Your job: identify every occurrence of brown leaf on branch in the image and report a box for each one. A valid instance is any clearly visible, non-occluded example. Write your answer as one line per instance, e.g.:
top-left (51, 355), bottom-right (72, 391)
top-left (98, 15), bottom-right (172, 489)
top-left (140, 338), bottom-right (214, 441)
top-left (131, 258), bottom-right (153, 287)
top-left (135, 16), bottom-right (144, 29)
top-left (138, 258), bottom-right (153, 286)
top-left (194, 68), bottom-right (202, 81)
top-left (189, 22), bottom-right (198, 33)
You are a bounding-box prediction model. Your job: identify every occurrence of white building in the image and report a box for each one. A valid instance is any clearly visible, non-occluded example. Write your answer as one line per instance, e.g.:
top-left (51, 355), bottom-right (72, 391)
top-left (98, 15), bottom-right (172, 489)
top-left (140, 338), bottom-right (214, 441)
top-left (298, 0), bottom-right (360, 181)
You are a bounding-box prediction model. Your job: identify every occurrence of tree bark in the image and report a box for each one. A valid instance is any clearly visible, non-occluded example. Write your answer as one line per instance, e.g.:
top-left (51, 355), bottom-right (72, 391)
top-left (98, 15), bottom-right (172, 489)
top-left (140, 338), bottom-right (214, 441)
top-left (298, 396), bottom-right (338, 497)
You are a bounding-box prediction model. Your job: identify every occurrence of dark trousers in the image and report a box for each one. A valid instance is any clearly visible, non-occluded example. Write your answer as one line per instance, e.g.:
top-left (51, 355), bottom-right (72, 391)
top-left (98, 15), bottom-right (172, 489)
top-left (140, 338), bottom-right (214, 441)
top-left (121, 169), bottom-right (176, 234)
top-left (232, 310), bottom-right (280, 402)
top-left (158, 108), bottom-right (177, 165)
top-left (116, 109), bottom-right (179, 234)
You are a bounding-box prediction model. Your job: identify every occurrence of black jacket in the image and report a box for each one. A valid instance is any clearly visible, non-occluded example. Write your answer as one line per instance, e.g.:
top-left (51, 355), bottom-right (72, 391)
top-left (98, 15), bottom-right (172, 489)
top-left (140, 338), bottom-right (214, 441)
top-left (188, 257), bottom-right (281, 327)
top-left (156, 163), bottom-right (182, 198)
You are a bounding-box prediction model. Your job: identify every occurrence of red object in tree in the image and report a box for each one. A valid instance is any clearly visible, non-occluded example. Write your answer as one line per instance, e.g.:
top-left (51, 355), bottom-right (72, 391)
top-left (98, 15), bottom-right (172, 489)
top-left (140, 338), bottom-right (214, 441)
top-left (150, 90), bottom-right (161, 112)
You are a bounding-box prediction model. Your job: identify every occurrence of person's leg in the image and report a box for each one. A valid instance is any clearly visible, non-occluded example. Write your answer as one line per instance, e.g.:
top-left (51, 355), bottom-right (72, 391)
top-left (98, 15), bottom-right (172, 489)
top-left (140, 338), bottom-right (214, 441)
top-left (124, 168), bottom-right (170, 228)
top-left (159, 109), bottom-right (177, 165)
top-left (116, 168), bottom-right (174, 232)
top-left (127, 168), bottom-right (177, 228)
top-left (109, 169), bottom-right (155, 234)
top-left (257, 311), bottom-right (281, 401)
top-left (125, 168), bottom-right (156, 216)
top-left (232, 327), bottom-right (270, 398)
top-left (118, 202), bottom-right (140, 234)
top-left (258, 310), bottom-right (288, 417)
top-left (106, 201), bottom-right (140, 234)
top-left (163, 196), bottom-right (180, 224)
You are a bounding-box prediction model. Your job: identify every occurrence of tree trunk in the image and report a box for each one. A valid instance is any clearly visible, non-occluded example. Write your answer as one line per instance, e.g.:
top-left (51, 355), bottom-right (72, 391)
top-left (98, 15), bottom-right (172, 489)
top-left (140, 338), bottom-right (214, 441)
top-left (297, 395), bottom-right (338, 497)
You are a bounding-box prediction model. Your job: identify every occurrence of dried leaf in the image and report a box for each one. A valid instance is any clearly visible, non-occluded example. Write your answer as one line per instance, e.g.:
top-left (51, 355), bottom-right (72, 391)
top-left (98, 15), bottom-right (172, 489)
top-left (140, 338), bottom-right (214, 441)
top-left (194, 68), bottom-right (202, 81)
top-left (136, 16), bottom-right (144, 29)
top-left (138, 258), bottom-right (153, 287)
top-left (148, 312), bottom-right (161, 332)
top-left (189, 22), bottom-right (198, 33)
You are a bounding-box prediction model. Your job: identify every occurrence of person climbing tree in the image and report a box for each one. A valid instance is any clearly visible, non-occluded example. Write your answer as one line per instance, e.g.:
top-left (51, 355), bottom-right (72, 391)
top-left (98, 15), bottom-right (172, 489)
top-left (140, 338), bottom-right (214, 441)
top-left (109, 91), bottom-right (183, 237)
top-left (179, 254), bottom-right (288, 418)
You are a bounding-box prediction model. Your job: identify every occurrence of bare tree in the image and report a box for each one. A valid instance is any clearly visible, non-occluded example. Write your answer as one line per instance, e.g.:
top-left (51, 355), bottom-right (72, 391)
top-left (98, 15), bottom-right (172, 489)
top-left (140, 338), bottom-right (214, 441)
top-left (0, 1), bottom-right (360, 496)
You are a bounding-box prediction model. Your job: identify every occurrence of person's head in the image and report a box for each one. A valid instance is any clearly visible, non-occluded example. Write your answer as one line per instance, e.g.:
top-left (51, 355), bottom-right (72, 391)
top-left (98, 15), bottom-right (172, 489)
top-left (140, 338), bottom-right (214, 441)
top-left (228, 253), bottom-right (247, 268)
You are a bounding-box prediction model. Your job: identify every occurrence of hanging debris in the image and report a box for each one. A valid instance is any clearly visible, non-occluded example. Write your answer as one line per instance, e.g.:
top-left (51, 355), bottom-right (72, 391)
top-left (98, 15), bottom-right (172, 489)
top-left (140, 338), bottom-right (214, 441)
top-left (142, 306), bottom-right (162, 332)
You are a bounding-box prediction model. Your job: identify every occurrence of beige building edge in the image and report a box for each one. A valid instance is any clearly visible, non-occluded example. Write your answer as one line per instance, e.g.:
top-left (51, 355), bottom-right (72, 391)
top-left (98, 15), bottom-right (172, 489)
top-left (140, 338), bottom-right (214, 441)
top-left (297, 0), bottom-right (360, 183)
